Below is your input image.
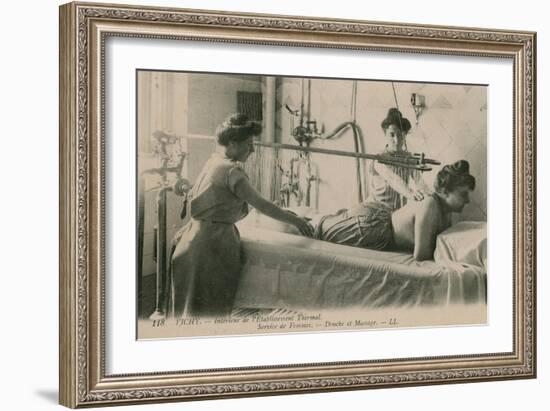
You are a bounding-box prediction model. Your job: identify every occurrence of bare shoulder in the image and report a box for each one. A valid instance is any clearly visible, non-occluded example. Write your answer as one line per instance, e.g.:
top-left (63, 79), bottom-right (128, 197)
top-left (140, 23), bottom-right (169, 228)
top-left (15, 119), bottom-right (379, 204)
top-left (421, 195), bottom-right (439, 207)
top-left (415, 195), bottom-right (441, 216)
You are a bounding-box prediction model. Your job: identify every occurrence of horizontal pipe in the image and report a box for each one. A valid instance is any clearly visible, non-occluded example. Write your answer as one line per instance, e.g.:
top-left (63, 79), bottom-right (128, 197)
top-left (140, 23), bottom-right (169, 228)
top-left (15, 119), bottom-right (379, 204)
top-left (253, 141), bottom-right (439, 170)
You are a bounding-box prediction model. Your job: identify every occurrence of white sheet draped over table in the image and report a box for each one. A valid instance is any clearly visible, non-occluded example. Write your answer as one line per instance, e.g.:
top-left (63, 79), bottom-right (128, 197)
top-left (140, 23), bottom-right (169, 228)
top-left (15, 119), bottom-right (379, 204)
top-left (234, 225), bottom-right (486, 310)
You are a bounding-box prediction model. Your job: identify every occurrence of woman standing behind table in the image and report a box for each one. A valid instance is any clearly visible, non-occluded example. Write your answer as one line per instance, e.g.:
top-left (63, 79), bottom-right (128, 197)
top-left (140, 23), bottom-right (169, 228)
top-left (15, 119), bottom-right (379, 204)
top-left (367, 108), bottom-right (430, 210)
top-left (168, 114), bottom-right (314, 318)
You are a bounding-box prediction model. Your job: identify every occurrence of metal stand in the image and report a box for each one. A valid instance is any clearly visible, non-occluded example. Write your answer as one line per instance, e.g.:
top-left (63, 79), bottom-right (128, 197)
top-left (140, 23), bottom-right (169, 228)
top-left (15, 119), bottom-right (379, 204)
top-left (149, 187), bottom-right (169, 320)
top-left (137, 130), bottom-right (190, 320)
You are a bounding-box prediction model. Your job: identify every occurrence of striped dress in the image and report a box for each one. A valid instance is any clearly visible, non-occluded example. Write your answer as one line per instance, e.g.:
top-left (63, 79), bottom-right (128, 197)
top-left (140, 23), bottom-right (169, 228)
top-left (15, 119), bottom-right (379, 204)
top-left (367, 153), bottom-right (420, 210)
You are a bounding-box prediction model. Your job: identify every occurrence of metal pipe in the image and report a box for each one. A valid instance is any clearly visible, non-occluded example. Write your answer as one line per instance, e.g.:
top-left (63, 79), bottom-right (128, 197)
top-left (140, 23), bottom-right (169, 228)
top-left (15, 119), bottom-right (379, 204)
top-left (321, 121), bottom-right (353, 140)
top-left (290, 155), bottom-right (299, 205)
top-left (149, 186), bottom-right (171, 319)
top-left (355, 125), bottom-right (368, 200)
top-left (350, 124), bottom-right (363, 202)
top-left (253, 141), bottom-right (439, 171)
top-left (304, 154), bottom-right (319, 208)
top-left (141, 165), bottom-right (183, 176)
top-left (299, 78), bottom-right (305, 128)
top-left (307, 79), bottom-right (312, 125)
top-left (264, 77), bottom-right (276, 143)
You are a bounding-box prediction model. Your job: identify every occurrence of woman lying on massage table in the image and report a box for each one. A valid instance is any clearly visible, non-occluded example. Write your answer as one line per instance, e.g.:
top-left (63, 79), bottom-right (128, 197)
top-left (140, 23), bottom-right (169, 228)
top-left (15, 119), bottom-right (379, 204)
top-left (312, 160), bottom-right (475, 261)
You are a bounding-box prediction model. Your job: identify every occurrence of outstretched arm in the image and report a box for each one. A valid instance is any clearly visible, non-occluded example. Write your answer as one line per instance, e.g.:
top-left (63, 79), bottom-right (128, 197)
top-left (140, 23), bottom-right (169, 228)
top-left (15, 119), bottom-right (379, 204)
top-left (374, 162), bottom-right (424, 201)
top-left (234, 176), bottom-right (314, 237)
top-left (410, 170), bottom-right (433, 196)
top-left (413, 197), bottom-right (440, 261)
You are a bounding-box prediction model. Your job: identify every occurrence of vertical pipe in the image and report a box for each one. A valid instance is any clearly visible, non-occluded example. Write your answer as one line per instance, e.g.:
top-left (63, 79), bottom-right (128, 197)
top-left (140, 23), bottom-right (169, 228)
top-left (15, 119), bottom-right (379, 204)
top-left (306, 154), bottom-right (311, 207)
top-left (299, 78), bottom-right (305, 128)
top-left (150, 188), bottom-right (168, 319)
top-left (264, 77), bottom-right (276, 143)
top-left (264, 76), bottom-right (277, 201)
top-left (306, 79), bottom-right (312, 124)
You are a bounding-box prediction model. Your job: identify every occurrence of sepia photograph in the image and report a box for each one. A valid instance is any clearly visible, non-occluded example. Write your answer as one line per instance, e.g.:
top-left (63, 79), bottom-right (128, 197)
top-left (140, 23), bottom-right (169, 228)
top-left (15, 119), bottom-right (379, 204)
top-left (136, 70), bottom-right (488, 339)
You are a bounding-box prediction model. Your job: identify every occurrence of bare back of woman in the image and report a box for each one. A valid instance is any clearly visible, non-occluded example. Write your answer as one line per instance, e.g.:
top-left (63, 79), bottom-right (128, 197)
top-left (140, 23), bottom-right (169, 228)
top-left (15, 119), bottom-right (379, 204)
top-left (391, 194), bottom-right (452, 260)
top-left (314, 160), bottom-right (475, 261)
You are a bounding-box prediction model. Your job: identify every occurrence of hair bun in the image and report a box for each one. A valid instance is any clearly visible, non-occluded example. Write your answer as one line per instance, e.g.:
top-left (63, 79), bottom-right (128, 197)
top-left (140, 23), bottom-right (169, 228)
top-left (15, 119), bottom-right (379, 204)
top-left (448, 160), bottom-right (470, 175)
top-left (227, 113), bottom-right (249, 127)
top-left (381, 107), bottom-right (412, 134)
top-left (216, 113), bottom-right (262, 146)
top-left (387, 108), bottom-right (401, 118)
top-left (435, 160), bottom-right (475, 194)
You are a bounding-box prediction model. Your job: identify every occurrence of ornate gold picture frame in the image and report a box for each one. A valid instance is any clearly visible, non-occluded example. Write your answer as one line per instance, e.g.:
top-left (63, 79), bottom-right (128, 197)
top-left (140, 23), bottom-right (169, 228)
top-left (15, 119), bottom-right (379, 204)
top-left (59, 1), bottom-right (536, 408)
